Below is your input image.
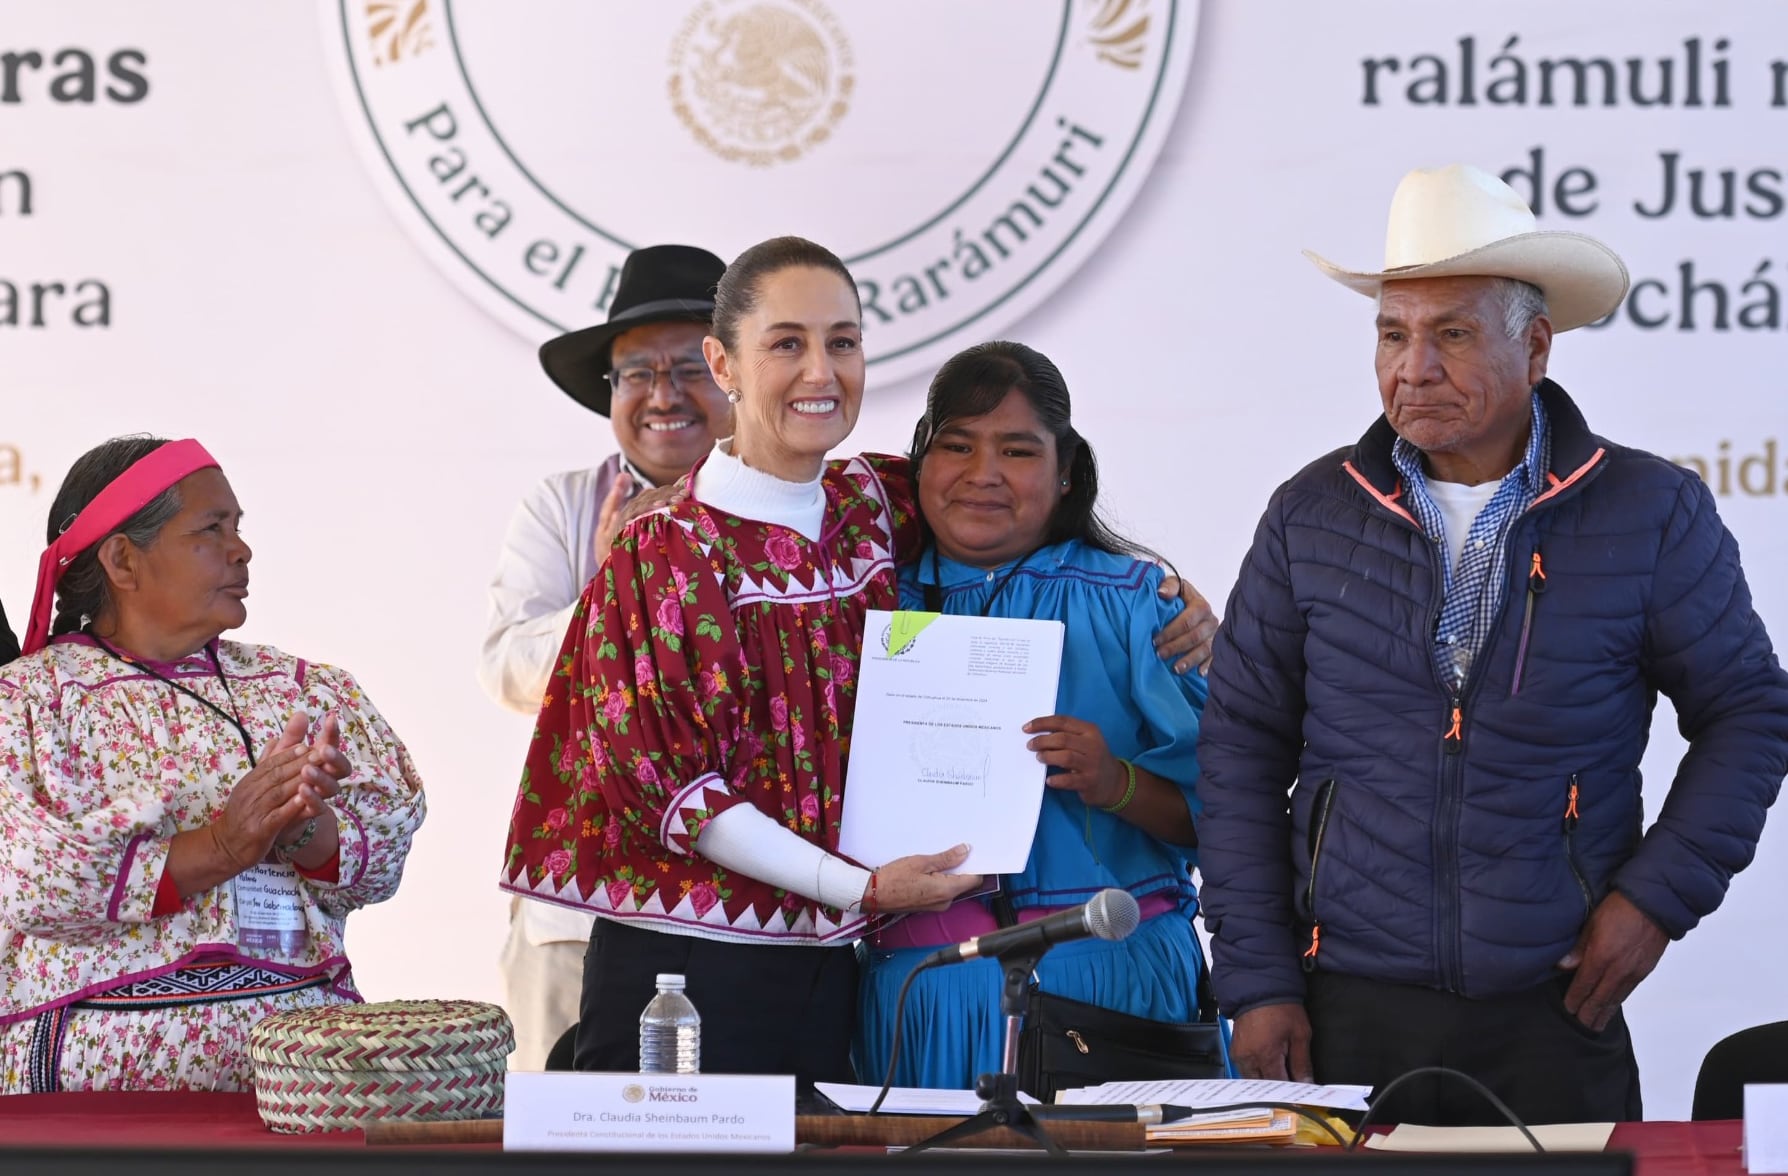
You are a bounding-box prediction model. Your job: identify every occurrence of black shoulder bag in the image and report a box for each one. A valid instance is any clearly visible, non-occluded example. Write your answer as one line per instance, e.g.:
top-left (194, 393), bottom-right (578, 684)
top-left (1002, 889), bottom-right (1229, 1102)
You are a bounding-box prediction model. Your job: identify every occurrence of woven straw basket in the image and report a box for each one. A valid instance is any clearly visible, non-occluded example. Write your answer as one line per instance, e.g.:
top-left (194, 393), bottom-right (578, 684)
top-left (248, 999), bottom-right (514, 1134)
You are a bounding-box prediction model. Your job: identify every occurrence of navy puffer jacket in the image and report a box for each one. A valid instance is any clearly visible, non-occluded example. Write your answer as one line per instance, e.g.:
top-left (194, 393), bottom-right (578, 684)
top-left (1198, 380), bottom-right (1788, 1015)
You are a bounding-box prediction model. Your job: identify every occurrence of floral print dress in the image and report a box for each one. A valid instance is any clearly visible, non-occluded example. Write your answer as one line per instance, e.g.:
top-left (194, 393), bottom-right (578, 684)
top-left (501, 454), bottom-right (915, 944)
top-left (0, 637), bottom-right (427, 1092)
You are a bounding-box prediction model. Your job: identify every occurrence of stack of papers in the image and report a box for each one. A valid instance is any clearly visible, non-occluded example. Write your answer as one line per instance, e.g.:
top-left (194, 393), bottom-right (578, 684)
top-left (813, 1083), bottom-right (1039, 1115)
top-left (1148, 1111), bottom-right (1300, 1145)
top-left (1051, 1079), bottom-right (1371, 1147)
top-left (811, 1079), bottom-right (1371, 1147)
top-left (1053, 1078), bottom-right (1373, 1112)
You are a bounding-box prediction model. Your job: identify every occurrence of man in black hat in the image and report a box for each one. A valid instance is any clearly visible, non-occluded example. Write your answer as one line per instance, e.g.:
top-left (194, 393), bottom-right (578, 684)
top-left (477, 244), bottom-right (732, 1070)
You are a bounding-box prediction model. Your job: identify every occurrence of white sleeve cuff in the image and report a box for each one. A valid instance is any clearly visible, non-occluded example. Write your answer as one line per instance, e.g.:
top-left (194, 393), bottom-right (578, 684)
top-left (699, 805), bottom-right (872, 911)
top-left (819, 853), bottom-right (874, 913)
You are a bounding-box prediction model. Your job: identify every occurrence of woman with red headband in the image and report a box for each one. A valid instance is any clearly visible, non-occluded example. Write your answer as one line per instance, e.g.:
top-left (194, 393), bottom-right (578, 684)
top-left (0, 436), bottom-right (427, 1093)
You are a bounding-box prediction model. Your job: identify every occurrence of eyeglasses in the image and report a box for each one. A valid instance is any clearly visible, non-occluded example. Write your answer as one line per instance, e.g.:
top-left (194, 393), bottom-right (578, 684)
top-left (604, 362), bottom-right (718, 398)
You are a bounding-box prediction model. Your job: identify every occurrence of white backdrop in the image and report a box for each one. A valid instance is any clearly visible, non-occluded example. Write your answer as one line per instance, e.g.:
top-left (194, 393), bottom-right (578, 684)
top-left (2, 1), bottom-right (1784, 1119)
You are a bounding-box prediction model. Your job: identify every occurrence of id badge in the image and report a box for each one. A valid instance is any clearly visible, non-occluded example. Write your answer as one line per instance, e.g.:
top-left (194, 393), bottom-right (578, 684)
top-left (233, 864), bottom-right (309, 954)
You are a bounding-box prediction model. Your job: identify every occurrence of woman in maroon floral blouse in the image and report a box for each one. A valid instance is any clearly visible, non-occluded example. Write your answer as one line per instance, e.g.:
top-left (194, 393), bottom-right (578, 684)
top-left (501, 237), bottom-right (982, 1085)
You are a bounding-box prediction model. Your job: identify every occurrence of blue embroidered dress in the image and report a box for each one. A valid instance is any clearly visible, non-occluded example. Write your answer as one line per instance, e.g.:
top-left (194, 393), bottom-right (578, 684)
top-left (853, 539), bottom-right (1211, 1089)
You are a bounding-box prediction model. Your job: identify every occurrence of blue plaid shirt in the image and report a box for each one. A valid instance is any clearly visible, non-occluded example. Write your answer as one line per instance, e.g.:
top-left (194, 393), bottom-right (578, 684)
top-left (1391, 393), bottom-right (1551, 691)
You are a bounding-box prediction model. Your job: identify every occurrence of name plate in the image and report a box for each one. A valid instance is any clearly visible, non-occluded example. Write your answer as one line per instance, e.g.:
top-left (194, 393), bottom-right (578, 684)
top-left (1746, 1085), bottom-right (1788, 1173)
top-left (504, 1072), bottom-right (794, 1153)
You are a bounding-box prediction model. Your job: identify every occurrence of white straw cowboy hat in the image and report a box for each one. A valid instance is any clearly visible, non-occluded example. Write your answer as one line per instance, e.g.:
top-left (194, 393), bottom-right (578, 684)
top-left (1304, 164), bottom-right (1630, 331)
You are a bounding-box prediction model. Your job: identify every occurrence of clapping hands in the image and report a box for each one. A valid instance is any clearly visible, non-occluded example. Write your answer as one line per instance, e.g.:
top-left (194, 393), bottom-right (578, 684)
top-left (209, 713), bottom-right (351, 875)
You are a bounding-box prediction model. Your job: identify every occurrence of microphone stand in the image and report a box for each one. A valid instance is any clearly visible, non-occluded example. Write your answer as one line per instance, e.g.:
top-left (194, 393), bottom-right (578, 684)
top-left (903, 949), bottom-right (1066, 1156)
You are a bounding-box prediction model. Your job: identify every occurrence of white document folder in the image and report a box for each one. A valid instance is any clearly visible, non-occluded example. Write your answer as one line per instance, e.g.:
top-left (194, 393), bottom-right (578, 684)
top-left (839, 609), bottom-right (1064, 876)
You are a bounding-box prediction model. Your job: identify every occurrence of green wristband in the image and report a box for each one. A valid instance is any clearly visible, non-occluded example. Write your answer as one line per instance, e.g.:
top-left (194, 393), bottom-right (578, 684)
top-left (1101, 758), bottom-right (1139, 814)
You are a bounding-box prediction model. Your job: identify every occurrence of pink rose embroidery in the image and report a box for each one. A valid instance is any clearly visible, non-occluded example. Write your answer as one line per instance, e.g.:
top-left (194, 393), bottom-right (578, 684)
top-left (604, 819), bottom-right (622, 849)
top-left (544, 807), bottom-right (569, 832)
top-left (823, 681), bottom-right (837, 715)
top-left (792, 723), bottom-right (807, 753)
top-left (671, 567), bottom-right (689, 597)
top-left (829, 653), bottom-right (854, 684)
top-left (769, 697), bottom-right (789, 732)
top-left (655, 596), bottom-right (685, 636)
top-left (634, 655), bottom-right (654, 686)
top-left (590, 740), bottom-right (610, 770)
top-left (557, 743), bottom-right (577, 773)
top-left (689, 881), bottom-right (721, 917)
top-left (544, 848), bottom-right (572, 877)
top-left (607, 879), bottom-right (636, 908)
top-left (850, 472), bottom-right (872, 491)
top-left (603, 692), bottom-right (628, 724)
top-left (799, 793), bottom-right (820, 823)
top-left (764, 533), bottom-right (802, 571)
top-left (635, 758), bottom-right (660, 787)
top-left (855, 540), bottom-right (876, 560)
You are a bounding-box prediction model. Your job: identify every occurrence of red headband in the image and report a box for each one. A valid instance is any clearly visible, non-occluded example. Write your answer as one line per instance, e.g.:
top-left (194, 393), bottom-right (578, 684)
top-left (22, 439), bottom-right (220, 656)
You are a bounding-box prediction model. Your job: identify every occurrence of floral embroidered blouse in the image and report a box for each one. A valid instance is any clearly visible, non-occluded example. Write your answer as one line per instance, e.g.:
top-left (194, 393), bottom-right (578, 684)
top-left (501, 454), bottom-right (917, 945)
top-left (0, 637), bottom-right (427, 1024)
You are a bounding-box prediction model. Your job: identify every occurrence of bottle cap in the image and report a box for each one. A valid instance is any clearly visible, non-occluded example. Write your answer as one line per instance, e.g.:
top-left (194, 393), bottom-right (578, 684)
top-left (655, 973), bottom-right (686, 989)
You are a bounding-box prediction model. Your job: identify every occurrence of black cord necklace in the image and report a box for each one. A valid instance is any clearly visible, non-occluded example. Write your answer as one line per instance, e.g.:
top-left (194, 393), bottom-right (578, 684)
top-left (88, 633), bottom-right (258, 768)
top-left (921, 545), bottom-right (1041, 617)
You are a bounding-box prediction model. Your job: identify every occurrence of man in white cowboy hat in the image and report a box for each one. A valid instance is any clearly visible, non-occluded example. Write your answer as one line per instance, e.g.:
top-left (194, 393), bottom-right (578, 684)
top-left (477, 243), bottom-right (735, 1070)
top-left (1196, 164), bottom-right (1788, 1124)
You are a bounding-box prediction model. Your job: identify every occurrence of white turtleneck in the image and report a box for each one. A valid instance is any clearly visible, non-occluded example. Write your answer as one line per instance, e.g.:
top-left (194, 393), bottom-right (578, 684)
top-left (691, 439), bottom-right (826, 541)
top-left (686, 440), bottom-right (874, 913)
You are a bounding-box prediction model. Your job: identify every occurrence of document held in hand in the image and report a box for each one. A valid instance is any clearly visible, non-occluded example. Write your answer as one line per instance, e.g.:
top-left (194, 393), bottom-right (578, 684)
top-left (839, 610), bottom-right (1065, 876)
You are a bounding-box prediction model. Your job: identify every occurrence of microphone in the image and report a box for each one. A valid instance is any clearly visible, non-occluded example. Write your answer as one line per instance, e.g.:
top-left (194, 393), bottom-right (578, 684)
top-left (922, 888), bottom-right (1141, 965)
top-left (1031, 1104), bottom-right (1197, 1125)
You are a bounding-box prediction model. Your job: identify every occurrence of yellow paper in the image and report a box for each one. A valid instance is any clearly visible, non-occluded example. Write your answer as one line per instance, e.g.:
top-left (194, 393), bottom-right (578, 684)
top-left (1364, 1122), bottom-right (1615, 1153)
top-left (1296, 1113), bottom-right (1358, 1147)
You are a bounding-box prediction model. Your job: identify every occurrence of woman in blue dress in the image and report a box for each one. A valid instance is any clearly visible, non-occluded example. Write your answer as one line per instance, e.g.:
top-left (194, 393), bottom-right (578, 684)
top-left (854, 340), bottom-right (1216, 1090)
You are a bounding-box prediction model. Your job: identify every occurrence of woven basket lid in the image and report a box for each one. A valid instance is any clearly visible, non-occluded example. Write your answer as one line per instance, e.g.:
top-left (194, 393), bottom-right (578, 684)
top-left (248, 999), bottom-right (514, 1073)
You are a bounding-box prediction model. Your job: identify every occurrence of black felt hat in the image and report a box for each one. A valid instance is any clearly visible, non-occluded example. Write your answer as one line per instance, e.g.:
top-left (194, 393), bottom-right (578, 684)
top-left (539, 244), bottom-right (727, 417)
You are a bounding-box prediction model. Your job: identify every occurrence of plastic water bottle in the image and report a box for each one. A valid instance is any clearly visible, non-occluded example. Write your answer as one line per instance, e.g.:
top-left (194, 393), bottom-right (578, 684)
top-left (638, 973), bottom-right (701, 1074)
